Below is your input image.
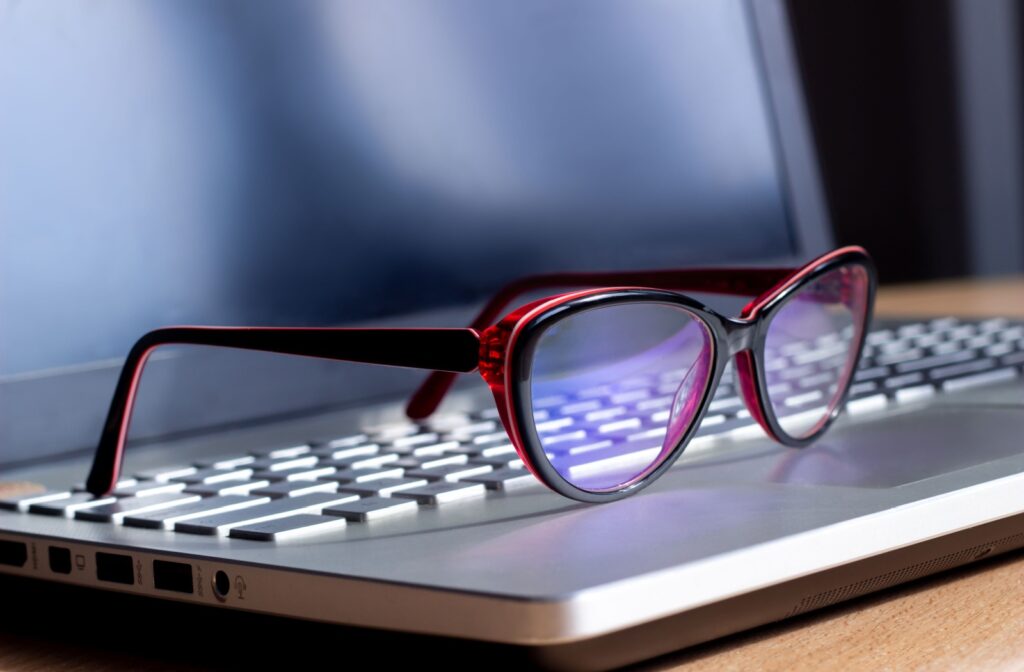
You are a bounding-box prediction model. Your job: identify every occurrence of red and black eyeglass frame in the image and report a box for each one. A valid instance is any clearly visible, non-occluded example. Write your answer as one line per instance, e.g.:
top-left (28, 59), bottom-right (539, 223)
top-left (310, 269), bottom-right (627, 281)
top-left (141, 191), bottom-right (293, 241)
top-left (85, 245), bottom-right (876, 504)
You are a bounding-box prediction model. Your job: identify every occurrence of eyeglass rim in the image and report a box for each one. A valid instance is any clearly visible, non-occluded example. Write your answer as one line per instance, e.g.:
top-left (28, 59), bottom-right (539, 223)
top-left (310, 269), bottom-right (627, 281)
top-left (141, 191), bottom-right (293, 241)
top-left (495, 249), bottom-right (876, 503)
top-left (502, 291), bottom-right (724, 502)
top-left (738, 250), bottom-right (878, 447)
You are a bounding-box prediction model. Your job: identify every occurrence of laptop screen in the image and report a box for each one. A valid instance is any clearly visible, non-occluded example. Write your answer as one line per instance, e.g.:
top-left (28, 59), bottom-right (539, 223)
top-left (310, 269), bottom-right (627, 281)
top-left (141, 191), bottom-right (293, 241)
top-left (0, 0), bottom-right (795, 378)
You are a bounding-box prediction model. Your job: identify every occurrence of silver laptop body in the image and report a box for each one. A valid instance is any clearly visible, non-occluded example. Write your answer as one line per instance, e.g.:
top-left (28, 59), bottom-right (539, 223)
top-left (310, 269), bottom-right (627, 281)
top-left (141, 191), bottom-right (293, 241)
top-left (1, 1), bottom-right (1022, 669)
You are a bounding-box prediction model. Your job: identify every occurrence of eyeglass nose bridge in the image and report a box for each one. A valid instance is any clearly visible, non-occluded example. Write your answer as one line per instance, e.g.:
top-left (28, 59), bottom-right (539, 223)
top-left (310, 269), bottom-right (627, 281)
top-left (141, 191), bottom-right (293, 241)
top-left (719, 316), bottom-right (760, 356)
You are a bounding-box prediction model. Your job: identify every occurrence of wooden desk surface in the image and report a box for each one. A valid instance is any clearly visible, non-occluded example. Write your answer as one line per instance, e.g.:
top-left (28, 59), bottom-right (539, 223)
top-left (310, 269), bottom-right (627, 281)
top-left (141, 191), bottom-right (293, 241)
top-left (1, 276), bottom-right (1022, 671)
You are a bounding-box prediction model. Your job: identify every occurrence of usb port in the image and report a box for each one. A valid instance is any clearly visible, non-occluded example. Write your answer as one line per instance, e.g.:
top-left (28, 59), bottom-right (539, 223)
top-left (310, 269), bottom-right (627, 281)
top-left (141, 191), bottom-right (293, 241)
top-left (0, 540), bottom-right (27, 567)
top-left (49, 546), bottom-right (72, 574)
top-left (153, 560), bottom-right (194, 594)
top-left (96, 552), bottom-right (134, 585)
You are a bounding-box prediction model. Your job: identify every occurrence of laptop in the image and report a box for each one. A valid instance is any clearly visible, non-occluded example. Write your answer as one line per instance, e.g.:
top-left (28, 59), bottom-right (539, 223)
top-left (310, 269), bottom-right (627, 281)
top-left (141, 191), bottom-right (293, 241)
top-left (1, 1), bottom-right (1022, 668)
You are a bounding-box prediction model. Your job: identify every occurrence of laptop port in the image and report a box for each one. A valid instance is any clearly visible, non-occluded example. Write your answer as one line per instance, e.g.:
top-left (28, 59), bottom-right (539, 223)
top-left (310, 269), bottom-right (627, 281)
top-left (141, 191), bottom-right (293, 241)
top-left (153, 560), bottom-right (193, 594)
top-left (95, 552), bottom-right (134, 585)
top-left (0, 540), bottom-right (27, 567)
top-left (213, 570), bottom-right (231, 599)
top-left (49, 546), bottom-right (72, 574)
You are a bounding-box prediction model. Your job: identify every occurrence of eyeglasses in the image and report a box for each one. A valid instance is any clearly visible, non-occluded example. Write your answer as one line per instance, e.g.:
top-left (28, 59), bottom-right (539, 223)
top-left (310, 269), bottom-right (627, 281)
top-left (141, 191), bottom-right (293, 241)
top-left (85, 246), bottom-right (876, 503)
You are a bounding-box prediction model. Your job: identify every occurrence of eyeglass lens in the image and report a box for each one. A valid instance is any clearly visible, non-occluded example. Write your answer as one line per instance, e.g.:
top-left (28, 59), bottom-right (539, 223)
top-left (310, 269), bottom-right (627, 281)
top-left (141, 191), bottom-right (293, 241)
top-left (527, 303), bottom-right (714, 492)
top-left (762, 264), bottom-right (871, 439)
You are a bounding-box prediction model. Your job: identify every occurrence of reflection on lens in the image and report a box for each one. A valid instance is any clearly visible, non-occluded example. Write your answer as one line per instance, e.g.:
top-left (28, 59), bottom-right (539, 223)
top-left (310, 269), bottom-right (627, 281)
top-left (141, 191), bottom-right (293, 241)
top-left (763, 265), bottom-right (869, 439)
top-left (527, 302), bottom-right (713, 492)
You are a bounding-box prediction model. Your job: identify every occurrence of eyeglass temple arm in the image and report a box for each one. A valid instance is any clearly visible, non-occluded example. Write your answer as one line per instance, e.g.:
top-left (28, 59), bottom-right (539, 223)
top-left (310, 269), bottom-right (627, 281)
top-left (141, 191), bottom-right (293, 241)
top-left (85, 327), bottom-right (481, 496)
top-left (405, 266), bottom-right (795, 420)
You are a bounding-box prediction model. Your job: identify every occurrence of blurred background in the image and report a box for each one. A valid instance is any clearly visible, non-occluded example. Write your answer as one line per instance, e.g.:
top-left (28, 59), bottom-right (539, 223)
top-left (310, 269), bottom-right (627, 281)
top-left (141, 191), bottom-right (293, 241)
top-left (2, 0), bottom-right (1023, 375)
top-left (791, 0), bottom-right (1024, 283)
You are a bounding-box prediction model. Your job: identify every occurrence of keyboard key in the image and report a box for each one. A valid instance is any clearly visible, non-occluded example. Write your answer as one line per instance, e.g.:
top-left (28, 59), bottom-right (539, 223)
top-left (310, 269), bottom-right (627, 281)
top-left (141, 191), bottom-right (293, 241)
top-left (393, 482), bottom-right (487, 505)
top-left (248, 444), bottom-right (311, 459)
top-left (323, 496), bottom-right (418, 522)
top-left (184, 480), bottom-right (272, 497)
top-left (930, 341), bottom-right (963, 356)
top-left (694, 415), bottom-right (756, 438)
top-left (405, 463), bottom-right (493, 482)
top-left (894, 349), bottom-right (977, 374)
top-left (708, 397), bottom-right (743, 413)
top-left (0, 490), bottom-right (74, 512)
top-left (123, 495), bottom-right (271, 529)
top-left (544, 438), bottom-right (614, 456)
top-left (72, 478), bottom-right (137, 493)
top-left (252, 465), bottom-right (337, 482)
top-left (875, 349), bottom-right (924, 366)
top-left (322, 467), bottom-right (406, 484)
top-left (847, 381), bottom-right (879, 398)
top-left (610, 389), bottom-right (651, 405)
top-left (389, 433), bottom-right (440, 450)
top-left (634, 396), bottom-right (673, 412)
top-left (229, 514), bottom-right (349, 541)
top-left (929, 358), bottom-right (997, 381)
top-left (320, 453), bottom-right (399, 470)
top-left (895, 384), bottom-right (936, 404)
top-left (75, 492), bottom-right (201, 523)
top-left (985, 342), bottom-right (1015, 358)
top-left (1001, 351), bottom-right (1024, 367)
top-left (846, 393), bottom-right (889, 415)
top-left (28, 493), bottom-right (116, 517)
top-left (476, 407), bottom-right (503, 420)
top-left (112, 480), bottom-right (187, 498)
top-left (366, 421), bottom-right (420, 440)
top-left (897, 323), bottom-right (927, 337)
top-left (193, 455), bottom-right (257, 470)
top-left (309, 443), bottom-right (380, 460)
top-left (338, 478), bottom-right (429, 498)
top-left (884, 372), bottom-right (925, 389)
top-left (249, 480), bottom-right (339, 499)
top-left (443, 420), bottom-right (497, 436)
top-left (175, 492), bottom-right (359, 535)
top-left (476, 443), bottom-right (518, 458)
top-left (134, 465), bottom-right (197, 482)
top-left (853, 366), bottom-right (890, 382)
top-left (470, 431), bottom-right (514, 446)
top-left (406, 440), bottom-right (463, 458)
top-left (424, 413), bottom-right (473, 432)
top-left (784, 389), bottom-right (823, 408)
top-left (247, 455), bottom-right (318, 472)
top-left (560, 400), bottom-right (603, 416)
top-left (313, 433), bottom-right (369, 450)
top-left (535, 417), bottom-right (574, 433)
top-left (941, 367), bottom-right (1018, 392)
top-left (464, 468), bottom-right (537, 491)
top-left (392, 454), bottom-right (468, 470)
top-left (549, 440), bottom-right (664, 482)
top-left (866, 329), bottom-right (895, 345)
top-left (468, 455), bottom-right (525, 469)
top-left (170, 467), bottom-right (254, 485)
top-left (798, 371), bottom-right (835, 389)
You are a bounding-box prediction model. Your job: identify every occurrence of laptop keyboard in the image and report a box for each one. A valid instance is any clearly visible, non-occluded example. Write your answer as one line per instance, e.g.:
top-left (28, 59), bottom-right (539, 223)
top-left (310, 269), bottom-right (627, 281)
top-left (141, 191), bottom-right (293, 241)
top-left (2, 317), bottom-right (1022, 542)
